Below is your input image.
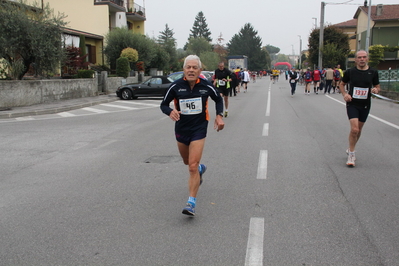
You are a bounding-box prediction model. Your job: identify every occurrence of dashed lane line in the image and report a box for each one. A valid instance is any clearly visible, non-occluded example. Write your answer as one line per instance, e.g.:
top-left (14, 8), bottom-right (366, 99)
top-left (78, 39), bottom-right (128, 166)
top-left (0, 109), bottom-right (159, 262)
top-left (257, 150), bottom-right (268, 180)
top-left (245, 217), bottom-right (264, 266)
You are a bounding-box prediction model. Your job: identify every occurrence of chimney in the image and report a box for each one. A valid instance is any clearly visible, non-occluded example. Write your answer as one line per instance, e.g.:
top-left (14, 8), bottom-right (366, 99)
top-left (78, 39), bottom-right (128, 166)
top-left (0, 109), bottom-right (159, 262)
top-left (364, 0), bottom-right (367, 7)
top-left (376, 4), bottom-right (383, 16)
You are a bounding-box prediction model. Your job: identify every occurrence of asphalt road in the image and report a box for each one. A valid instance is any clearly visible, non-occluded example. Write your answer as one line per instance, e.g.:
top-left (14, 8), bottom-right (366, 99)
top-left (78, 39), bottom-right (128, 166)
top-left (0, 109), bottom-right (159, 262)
top-left (1, 77), bottom-right (399, 265)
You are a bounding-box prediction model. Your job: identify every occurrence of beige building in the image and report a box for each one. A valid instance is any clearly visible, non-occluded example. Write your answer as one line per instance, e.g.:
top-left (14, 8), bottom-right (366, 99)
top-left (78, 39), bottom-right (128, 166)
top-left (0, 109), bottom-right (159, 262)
top-left (333, 19), bottom-right (357, 54)
top-left (354, 4), bottom-right (399, 69)
top-left (24, 0), bottom-right (146, 66)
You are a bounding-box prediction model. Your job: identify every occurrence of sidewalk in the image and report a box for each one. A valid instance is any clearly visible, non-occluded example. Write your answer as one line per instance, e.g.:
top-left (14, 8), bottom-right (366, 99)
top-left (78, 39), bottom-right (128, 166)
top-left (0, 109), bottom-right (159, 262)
top-left (0, 94), bottom-right (118, 119)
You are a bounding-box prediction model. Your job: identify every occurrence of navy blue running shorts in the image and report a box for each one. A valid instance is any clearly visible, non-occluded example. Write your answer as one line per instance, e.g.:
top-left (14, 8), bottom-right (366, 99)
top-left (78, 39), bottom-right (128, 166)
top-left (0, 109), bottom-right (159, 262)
top-left (346, 104), bottom-right (370, 123)
top-left (175, 132), bottom-right (206, 146)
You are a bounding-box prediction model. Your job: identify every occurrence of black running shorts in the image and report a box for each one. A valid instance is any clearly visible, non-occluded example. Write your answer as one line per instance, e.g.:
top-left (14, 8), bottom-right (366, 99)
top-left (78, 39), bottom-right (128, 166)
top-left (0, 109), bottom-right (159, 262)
top-left (346, 104), bottom-right (370, 123)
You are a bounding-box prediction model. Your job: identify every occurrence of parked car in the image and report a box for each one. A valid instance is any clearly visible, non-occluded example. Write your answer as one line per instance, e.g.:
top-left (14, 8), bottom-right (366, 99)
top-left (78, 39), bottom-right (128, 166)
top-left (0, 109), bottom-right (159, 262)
top-left (168, 71), bottom-right (213, 83)
top-left (116, 76), bottom-right (173, 100)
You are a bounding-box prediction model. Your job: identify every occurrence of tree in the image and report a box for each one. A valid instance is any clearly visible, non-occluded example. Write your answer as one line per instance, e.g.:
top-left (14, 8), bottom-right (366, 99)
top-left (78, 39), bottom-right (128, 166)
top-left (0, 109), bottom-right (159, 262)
top-left (116, 57), bottom-right (130, 78)
top-left (79, 35), bottom-right (87, 60)
top-left (227, 23), bottom-right (267, 70)
top-left (149, 44), bottom-right (170, 74)
top-left (188, 11), bottom-right (212, 43)
top-left (261, 47), bottom-right (271, 69)
top-left (121, 47), bottom-right (139, 63)
top-left (265, 45), bottom-right (280, 55)
top-left (186, 37), bottom-right (213, 57)
top-left (308, 25), bottom-right (350, 68)
top-left (158, 24), bottom-right (177, 72)
top-left (322, 43), bottom-right (343, 68)
top-left (62, 46), bottom-right (89, 77)
top-left (199, 51), bottom-right (219, 71)
top-left (104, 28), bottom-right (157, 72)
top-left (0, 0), bottom-right (67, 79)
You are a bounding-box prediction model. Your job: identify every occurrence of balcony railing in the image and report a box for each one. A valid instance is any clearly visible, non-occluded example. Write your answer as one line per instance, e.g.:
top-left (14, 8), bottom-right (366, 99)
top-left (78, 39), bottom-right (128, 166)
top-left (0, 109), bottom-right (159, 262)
top-left (94, 0), bottom-right (124, 7)
top-left (94, 0), bottom-right (145, 17)
top-left (127, 0), bottom-right (145, 17)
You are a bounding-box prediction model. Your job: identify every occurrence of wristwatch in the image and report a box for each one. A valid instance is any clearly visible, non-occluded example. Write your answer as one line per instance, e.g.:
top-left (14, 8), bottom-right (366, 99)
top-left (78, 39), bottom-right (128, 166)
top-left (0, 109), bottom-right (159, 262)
top-left (217, 113), bottom-right (224, 117)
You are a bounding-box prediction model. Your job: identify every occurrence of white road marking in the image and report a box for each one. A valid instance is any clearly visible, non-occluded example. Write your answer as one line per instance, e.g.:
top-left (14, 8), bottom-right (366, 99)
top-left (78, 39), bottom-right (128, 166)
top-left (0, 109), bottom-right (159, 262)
top-left (257, 150), bottom-right (268, 180)
top-left (245, 217), bottom-right (264, 266)
top-left (117, 101), bottom-right (159, 107)
top-left (262, 123), bottom-right (269, 137)
top-left (265, 87), bottom-right (271, 117)
top-left (15, 117), bottom-right (35, 121)
top-left (100, 103), bottom-right (138, 110)
top-left (58, 112), bottom-right (76, 117)
top-left (94, 139), bottom-right (118, 149)
top-left (82, 107), bottom-right (109, 114)
top-left (326, 95), bottom-right (399, 130)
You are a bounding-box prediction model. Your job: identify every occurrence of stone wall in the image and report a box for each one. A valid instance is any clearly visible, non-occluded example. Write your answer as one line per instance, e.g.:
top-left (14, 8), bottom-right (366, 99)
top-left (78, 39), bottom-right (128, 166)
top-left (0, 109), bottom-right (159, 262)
top-left (0, 79), bottom-right (98, 108)
top-left (0, 74), bottom-right (148, 108)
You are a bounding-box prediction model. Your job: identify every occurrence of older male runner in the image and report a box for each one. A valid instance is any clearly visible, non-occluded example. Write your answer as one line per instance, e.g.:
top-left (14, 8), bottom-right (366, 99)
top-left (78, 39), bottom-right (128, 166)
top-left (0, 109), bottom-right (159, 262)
top-left (160, 55), bottom-right (225, 216)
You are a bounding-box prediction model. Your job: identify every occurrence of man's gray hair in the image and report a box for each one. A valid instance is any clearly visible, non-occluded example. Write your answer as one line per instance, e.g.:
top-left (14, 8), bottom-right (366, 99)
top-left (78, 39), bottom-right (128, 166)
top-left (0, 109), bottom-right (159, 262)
top-left (355, 50), bottom-right (368, 57)
top-left (183, 55), bottom-right (202, 69)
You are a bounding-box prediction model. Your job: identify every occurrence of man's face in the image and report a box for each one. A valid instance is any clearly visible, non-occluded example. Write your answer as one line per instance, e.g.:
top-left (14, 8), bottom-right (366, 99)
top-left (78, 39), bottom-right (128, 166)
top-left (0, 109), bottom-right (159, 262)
top-left (183, 59), bottom-right (201, 82)
top-left (218, 63), bottom-right (224, 70)
top-left (355, 51), bottom-right (368, 67)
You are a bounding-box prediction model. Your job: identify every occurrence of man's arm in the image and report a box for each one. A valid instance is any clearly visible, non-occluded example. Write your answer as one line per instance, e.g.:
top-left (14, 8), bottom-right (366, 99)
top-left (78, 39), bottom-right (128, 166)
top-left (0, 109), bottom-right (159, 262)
top-left (160, 84), bottom-right (176, 116)
top-left (339, 81), bottom-right (352, 102)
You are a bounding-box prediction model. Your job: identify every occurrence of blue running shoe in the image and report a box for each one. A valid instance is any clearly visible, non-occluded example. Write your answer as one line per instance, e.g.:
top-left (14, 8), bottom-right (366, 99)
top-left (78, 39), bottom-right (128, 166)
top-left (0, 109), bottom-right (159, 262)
top-left (182, 203), bottom-right (195, 216)
top-left (198, 164), bottom-right (207, 185)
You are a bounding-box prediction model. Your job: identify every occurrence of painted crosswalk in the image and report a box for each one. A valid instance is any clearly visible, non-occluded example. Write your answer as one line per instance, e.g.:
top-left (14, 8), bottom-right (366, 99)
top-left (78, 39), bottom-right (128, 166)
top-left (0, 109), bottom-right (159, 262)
top-left (0, 100), bottom-right (162, 123)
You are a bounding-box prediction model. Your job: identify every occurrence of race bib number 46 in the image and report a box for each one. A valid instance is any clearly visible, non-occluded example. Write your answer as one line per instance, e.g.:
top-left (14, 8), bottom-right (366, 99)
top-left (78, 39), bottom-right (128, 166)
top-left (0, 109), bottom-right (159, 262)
top-left (353, 87), bottom-right (369, 99)
top-left (179, 97), bottom-right (202, 115)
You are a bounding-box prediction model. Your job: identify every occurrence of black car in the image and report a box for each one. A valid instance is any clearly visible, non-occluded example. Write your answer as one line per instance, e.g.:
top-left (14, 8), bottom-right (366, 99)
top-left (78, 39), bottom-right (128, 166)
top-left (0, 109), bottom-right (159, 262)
top-left (168, 71), bottom-right (213, 83)
top-left (116, 76), bottom-right (173, 100)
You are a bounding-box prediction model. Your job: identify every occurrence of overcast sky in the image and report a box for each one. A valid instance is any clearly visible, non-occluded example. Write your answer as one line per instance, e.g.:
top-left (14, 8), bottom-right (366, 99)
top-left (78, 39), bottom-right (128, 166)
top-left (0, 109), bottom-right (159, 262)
top-left (138, 0), bottom-right (398, 55)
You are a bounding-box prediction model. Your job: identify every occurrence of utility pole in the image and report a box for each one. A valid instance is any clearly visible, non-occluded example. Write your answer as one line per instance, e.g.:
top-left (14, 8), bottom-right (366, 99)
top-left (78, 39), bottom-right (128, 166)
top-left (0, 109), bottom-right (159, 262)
top-left (318, 2), bottom-right (325, 69)
top-left (365, 0), bottom-right (371, 52)
top-left (298, 35), bottom-right (302, 69)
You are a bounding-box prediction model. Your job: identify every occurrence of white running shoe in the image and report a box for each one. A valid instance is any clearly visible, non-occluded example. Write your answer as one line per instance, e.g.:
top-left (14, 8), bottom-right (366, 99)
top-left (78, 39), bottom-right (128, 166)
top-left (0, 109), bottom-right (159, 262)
top-left (346, 152), bottom-right (356, 167)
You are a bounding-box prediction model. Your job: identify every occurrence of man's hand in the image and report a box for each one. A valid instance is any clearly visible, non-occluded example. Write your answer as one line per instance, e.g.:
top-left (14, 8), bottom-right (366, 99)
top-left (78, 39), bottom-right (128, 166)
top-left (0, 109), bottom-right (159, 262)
top-left (371, 87), bottom-right (379, 94)
top-left (214, 115), bottom-right (225, 132)
top-left (169, 109), bottom-right (181, 121)
top-left (343, 93), bottom-right (352, 102)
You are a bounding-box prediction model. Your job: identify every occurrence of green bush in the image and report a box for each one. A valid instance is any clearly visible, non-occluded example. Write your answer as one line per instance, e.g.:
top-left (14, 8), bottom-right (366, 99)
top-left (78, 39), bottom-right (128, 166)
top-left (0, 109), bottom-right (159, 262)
top-left (116, 57), bottom-right (130, 78)
top-left (77, 69), bottom-right (95, 78)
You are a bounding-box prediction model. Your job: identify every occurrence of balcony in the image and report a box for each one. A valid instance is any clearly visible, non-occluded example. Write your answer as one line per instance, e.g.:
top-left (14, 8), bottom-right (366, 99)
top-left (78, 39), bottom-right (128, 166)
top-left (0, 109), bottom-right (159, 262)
top-left (126, 0), bottom-right (145, 21)
top-left (94, 0), bottom-right (125, 12)
top-left (126, 0), bottom-right (146, 21)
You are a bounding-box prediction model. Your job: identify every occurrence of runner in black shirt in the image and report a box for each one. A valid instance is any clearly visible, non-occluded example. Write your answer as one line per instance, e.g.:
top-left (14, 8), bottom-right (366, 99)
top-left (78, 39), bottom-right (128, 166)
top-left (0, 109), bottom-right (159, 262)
top-left (339, 50), bottom-right (380, 167)
top-left (213, 62), bottom-right (232, 117)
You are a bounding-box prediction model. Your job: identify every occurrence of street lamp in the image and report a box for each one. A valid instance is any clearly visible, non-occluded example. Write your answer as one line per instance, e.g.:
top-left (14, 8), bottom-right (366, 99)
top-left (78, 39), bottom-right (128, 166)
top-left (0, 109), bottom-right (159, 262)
top-left (312, 17), bottom-right (318, 29)
top-left (318, 2), bottom-right (325, 69)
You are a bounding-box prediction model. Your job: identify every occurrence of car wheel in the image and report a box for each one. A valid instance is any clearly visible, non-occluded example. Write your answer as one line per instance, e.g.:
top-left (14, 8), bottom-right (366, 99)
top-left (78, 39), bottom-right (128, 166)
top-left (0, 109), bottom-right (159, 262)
top-left (121, 89), bottom-right (132, 100)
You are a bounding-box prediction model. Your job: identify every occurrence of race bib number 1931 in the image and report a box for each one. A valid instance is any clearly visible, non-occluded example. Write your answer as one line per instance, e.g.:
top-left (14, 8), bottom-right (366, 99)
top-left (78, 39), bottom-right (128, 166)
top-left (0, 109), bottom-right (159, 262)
top-left (179, 97), bottom-right (202, 115)
top-left (353, 87), bottom-right (369, 99)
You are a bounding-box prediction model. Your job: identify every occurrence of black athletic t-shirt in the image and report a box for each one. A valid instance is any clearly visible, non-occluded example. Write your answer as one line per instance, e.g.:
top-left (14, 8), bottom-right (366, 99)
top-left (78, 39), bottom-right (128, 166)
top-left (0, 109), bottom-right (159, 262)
top-left (342, 67), bottom-right (379, 108)
top-left (214, 68), bottom-right (232, 88)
